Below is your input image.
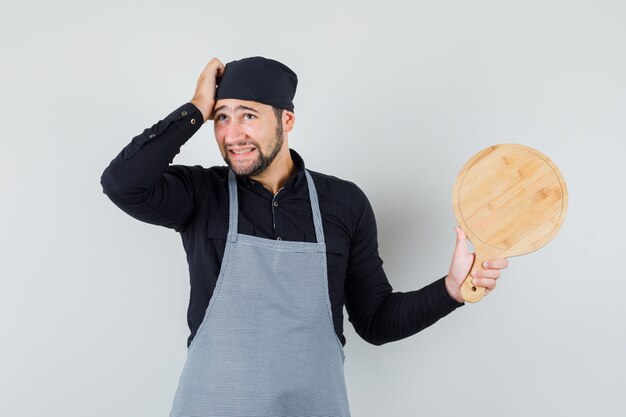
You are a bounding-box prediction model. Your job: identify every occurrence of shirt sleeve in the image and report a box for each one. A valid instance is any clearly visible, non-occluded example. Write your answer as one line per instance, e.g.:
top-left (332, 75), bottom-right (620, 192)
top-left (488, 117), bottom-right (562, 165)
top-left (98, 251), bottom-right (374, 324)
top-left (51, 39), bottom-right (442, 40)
top-left (100, 102), bottom-right (205, 233)
top-left (344, 186), bottom-right (464, 346)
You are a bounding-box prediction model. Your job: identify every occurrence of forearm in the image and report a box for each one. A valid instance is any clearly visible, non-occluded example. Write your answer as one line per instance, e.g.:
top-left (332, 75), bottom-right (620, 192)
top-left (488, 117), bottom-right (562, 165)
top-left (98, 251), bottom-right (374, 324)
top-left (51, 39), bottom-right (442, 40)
top-left (345, 185), bottom-right (465, 345)
top-left (101, 102), bottom-right (203, 194)
top-left (350, 276), bottom-right (464, 346)
top-left (100, 102), bottom-right (204, 231)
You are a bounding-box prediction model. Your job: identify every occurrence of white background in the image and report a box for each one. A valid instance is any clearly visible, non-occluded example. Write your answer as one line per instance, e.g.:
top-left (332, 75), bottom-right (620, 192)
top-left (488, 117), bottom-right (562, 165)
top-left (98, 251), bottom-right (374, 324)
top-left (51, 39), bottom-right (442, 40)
top-left (2, 1), bottom-right (625, 416)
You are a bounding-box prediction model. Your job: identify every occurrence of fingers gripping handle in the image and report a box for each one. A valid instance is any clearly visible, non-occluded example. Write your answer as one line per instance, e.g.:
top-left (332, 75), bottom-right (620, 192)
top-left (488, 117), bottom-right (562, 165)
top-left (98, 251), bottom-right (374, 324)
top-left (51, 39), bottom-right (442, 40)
top-left (460, 254), bottom-right (488, 303)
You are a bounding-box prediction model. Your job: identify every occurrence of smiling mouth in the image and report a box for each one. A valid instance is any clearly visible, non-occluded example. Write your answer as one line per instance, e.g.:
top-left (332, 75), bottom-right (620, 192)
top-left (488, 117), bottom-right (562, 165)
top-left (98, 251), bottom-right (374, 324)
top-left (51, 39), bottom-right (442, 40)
top-left (228, 147), bottom-right (256, 157)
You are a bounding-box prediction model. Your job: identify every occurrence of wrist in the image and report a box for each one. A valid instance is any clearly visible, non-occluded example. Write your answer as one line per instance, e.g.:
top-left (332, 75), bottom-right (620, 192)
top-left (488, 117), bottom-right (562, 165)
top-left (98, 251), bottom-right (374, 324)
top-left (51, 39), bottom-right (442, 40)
top-left (445, 274), bottom-right (464, 304)
top-left (190, 98), bottom-right (213, 122)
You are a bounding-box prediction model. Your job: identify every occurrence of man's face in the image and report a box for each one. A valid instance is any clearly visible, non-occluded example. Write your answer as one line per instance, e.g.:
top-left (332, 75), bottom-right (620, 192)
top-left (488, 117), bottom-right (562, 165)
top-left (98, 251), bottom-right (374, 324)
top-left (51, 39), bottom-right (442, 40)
top-left (213, 99), bottom-right (285, 177)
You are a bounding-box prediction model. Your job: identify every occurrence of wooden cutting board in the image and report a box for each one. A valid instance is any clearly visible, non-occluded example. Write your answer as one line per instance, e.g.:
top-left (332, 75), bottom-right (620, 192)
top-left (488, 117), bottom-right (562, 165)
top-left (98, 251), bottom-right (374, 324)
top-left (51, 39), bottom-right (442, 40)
top-left (452, 144), bottom-right (568, 303)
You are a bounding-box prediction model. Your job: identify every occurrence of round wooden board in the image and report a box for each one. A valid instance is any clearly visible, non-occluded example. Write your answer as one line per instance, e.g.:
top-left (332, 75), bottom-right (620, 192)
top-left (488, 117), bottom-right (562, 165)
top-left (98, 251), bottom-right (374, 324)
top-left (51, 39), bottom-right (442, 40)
top-left (452, 144), bottom-right (568, 302)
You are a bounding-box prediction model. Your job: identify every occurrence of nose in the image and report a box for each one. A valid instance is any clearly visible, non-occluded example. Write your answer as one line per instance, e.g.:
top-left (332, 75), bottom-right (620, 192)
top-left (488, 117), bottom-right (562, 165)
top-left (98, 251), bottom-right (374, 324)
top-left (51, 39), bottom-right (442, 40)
top-left (223, 119), bottom-right (245, 145)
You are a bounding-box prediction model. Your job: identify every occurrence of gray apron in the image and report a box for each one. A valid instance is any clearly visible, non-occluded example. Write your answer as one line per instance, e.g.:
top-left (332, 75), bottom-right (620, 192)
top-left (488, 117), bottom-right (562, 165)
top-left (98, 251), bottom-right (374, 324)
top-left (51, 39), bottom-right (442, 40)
top-left (169, 169), bottom-right (351, 417)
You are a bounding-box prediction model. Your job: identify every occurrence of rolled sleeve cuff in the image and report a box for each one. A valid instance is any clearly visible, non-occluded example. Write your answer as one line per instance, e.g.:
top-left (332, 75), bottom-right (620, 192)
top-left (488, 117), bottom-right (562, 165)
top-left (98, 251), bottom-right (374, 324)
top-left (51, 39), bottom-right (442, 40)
top-left (435, 276), bottom-right (465, 309)
top-left (169, 102), bottom-right (205, 136)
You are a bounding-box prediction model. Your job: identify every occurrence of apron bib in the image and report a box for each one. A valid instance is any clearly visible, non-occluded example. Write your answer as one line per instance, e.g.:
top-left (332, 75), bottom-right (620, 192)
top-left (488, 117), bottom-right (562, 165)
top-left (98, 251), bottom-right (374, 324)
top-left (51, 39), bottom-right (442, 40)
top-left (169, 169), bottom-right (351, 417)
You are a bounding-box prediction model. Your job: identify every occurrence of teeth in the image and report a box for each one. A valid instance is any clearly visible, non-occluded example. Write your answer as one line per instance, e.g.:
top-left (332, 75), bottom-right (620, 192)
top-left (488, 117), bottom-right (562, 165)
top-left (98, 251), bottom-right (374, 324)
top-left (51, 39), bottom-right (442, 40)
top-left (231, 148), bottom-right (254, 155)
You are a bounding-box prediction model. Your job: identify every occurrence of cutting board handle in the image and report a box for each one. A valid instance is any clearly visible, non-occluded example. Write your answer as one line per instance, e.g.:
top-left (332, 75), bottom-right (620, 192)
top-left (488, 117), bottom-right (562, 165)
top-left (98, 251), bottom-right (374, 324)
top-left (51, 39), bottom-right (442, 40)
top-left (460, 253), bottom-right (489, 303)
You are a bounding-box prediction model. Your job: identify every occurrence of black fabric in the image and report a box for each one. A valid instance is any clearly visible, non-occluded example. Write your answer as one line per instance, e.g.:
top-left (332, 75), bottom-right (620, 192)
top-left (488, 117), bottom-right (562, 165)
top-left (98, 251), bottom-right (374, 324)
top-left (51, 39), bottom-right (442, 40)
top-left (216, 56), bottom-right (297, 111)
top-left (100, 102), bottom-right (464, 348)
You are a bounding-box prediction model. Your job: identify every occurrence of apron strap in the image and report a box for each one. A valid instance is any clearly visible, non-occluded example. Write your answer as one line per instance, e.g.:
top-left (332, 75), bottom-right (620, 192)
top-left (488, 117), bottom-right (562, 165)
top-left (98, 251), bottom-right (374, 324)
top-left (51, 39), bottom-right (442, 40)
top-left (304, 169), bottom-right (326, 245)
top-left (226, 168), bottom-right (326, 245)
top-left (227, 169), bottom-right (239, 242)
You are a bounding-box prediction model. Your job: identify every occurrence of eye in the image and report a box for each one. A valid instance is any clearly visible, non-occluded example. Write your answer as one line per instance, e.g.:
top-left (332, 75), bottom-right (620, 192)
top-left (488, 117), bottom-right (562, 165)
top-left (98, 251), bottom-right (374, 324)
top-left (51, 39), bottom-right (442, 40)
top-left (243, 113), bottom-right (256, 120)
top-left (215, 114), bottom-right (227, 121)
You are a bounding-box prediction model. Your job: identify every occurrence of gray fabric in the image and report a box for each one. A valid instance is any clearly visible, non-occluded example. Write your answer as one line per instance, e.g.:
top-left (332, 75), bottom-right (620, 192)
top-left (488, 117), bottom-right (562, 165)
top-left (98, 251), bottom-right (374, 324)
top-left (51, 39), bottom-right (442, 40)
top-left (169, 169), bottom-right (351, 417)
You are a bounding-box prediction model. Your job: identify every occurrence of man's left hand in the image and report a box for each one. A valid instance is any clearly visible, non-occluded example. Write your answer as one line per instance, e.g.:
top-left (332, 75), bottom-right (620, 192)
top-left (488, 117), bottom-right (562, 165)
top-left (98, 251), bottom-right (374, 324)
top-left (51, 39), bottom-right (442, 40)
top-left (445, 227), bottom-right (509, 303)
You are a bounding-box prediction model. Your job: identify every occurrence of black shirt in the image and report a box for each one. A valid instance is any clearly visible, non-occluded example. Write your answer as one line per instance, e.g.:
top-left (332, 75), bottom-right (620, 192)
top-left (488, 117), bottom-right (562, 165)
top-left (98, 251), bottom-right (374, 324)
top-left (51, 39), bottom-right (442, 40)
top-left (100, 102), bottom-right (464, 348)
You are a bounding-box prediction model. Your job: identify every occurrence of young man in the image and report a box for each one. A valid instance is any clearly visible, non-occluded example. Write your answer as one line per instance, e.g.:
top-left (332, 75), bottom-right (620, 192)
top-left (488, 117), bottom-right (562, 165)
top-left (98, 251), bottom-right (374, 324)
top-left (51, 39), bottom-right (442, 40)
top-left (100, 56), bottom-right (508, 417)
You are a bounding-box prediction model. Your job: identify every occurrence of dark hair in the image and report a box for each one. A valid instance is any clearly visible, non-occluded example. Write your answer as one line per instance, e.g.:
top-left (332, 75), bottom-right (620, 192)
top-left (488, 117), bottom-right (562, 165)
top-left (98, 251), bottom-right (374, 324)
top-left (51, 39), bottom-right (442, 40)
top-left (272, 106), bottom-right (284, 138)
top-left (272, 106), bottom-right (284, 125)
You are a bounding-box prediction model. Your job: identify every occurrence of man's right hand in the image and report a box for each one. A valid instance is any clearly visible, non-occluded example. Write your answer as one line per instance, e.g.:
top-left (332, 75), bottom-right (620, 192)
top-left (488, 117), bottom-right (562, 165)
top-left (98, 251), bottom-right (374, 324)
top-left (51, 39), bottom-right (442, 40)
top-left (190, 57), bottom-right (226, 122)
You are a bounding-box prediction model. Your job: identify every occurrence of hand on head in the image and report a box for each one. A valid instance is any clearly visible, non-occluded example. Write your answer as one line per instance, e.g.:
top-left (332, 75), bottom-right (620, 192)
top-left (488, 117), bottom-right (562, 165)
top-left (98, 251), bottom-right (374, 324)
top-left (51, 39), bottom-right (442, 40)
top-left (191, 57), bottom-right (226, 122)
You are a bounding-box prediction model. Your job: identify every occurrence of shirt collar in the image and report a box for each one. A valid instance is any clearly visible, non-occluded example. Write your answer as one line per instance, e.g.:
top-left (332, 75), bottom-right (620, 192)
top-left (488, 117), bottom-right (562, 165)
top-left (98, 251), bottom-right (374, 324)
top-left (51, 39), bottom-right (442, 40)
top-left (239, 148), bottom-right (306, 191)
top-left (283, 148), bottom-right (306, 191)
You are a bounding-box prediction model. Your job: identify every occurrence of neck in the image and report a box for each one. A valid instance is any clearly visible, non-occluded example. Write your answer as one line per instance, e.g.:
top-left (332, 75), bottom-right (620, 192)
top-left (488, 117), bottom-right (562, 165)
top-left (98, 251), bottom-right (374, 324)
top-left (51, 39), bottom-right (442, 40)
top-left (250, 147), bottom-right (295, 195)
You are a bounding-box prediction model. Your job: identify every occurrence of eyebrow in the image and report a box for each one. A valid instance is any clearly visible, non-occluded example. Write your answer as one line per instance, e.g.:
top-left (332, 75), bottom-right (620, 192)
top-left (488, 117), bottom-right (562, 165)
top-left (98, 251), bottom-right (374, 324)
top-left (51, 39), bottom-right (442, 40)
top-left (213, 104), bottom-right (260, 114)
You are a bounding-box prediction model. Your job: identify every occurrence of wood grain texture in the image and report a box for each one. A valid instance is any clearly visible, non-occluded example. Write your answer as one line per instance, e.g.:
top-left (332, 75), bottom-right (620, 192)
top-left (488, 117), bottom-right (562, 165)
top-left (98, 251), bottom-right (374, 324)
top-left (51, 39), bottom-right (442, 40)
top-left (452, 144), bottom-right (568, 302)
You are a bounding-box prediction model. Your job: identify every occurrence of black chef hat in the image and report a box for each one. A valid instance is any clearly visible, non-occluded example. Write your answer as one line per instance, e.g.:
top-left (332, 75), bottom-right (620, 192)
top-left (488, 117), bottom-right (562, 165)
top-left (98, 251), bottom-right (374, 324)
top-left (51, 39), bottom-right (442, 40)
top-left (215, 56), bottom-right (298, 112)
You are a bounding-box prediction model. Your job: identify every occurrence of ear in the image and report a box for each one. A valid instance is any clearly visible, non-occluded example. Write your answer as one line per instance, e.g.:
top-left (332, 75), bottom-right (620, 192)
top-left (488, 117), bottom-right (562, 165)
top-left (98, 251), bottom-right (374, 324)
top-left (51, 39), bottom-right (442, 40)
top-left (283, 110), bottom-right (295, 133)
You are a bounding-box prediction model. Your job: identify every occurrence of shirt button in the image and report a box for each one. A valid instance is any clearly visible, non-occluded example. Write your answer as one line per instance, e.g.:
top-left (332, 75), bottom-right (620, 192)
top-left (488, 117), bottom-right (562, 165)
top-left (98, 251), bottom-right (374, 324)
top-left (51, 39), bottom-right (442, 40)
top-left (149, 133), bottom-right (156, 138)
top-left (273, 201), bottom-right (279, 207)
top-left (190, 118), bottom-right (196, 125)
top-left (181, 110), bottom-right (187, 116)
top-left (277, 237), bottom-right (282, 241)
